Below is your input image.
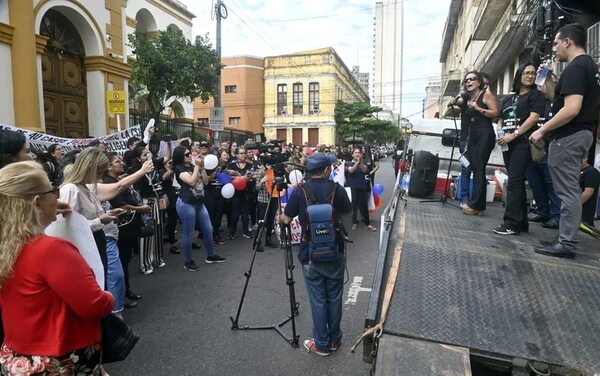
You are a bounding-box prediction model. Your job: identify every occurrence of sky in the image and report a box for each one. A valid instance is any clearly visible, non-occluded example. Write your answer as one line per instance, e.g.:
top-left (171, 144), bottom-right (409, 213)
top-left (179, 0), bottom-right (451, 121)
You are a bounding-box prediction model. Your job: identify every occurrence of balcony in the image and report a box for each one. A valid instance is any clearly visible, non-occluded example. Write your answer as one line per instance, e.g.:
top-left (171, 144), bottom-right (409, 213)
top-left (472, 0), bottom-right (512, 40)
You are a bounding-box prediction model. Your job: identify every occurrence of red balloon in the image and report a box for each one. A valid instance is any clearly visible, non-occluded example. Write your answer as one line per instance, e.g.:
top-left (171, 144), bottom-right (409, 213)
top-left (231, 176), bottom-right (247, 191)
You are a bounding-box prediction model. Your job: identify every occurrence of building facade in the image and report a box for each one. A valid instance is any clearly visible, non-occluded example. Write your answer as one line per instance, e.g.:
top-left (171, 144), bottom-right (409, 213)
top-left (193, 55), bottom-right (264, 135)
top-left (373, 0), bottom-right (403, 115)
top-left (423, 80), bottom-right (441, 119)
top-left (352, 65), bottom-right (369, 96)
top-left (439, 0), bottom-right (600, 117)
top-left (263, 47), bottom-right (369, 146)
top-left (0, 0), bottom-right (194, 137)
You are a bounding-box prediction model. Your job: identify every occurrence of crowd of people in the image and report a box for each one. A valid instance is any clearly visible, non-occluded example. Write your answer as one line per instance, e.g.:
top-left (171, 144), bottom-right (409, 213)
top-left (0, 120), bottom-right (385, 371)
top-left (450, 23), bottom-right (600, 259)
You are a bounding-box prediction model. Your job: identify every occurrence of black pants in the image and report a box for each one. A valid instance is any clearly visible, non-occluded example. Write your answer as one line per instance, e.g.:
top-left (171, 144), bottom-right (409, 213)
top-left (92, 230), bottom-right (108, 289)
top-left (351, 188), bottom-right (370, 226)
top-left (230, 191), bottom-right (249, 235)
top-left (502, 140), bottom-right (531, 232)
top-left (257, 197), bottom-right (279, 239)
top-left (467, 126), bottom-right (495, 211)
top-left (205, 187), bottom-right (225, 237)
top-left (117, 228), bottom-right (138, 293)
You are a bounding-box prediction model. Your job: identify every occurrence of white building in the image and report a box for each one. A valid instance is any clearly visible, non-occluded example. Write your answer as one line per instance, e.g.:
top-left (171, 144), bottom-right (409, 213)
top-left (351, 65), bottom-right (369, 96)
top-left (373, 0), bottom-right (403, 115)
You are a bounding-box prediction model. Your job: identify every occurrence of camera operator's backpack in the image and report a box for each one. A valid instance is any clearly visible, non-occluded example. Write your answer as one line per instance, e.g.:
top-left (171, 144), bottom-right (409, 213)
top-left (300, 182), bottom-right (339, 262)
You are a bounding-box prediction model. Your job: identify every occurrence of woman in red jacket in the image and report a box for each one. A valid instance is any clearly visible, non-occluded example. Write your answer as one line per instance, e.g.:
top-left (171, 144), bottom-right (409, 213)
top-left (0, 161), bottom-right (114, 375)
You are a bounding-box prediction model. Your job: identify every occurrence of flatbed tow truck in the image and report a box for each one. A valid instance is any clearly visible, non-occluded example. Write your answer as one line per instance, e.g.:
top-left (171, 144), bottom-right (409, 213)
top-left (359, 175), bottom-right (600, 375)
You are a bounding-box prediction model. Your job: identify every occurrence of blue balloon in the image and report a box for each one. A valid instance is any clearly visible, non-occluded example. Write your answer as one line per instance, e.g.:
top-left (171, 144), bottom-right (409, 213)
top-left (217, 172), bottom-right (232, 184)
top-left (373, 183), bottom-right (384, 196)
top-left (281, 187), bottom-right (295, 204)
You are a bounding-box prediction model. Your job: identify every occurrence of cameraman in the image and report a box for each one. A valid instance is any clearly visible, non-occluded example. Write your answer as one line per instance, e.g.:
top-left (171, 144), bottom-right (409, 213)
top-left (278, 153), bottom-right (352, 356)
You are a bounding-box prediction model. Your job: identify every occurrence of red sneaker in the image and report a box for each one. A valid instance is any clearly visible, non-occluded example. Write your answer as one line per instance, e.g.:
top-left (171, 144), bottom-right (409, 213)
top-left (329, 340), bottom-right (341, 351)
top-left (303, 339), bottom-right (329, 356)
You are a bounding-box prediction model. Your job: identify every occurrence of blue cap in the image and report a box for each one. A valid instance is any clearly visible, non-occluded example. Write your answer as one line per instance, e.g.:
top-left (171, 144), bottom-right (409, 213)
top-left (306, 153), bottom-right (337, 172)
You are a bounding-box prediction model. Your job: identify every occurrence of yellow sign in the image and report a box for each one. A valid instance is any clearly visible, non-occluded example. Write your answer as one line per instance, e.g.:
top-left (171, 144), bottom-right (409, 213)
top-left (106, 90), bottom-right (126, 114)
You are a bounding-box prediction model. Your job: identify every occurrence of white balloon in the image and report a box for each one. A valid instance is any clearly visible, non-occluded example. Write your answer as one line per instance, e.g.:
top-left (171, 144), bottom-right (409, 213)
top-left (204, 154), bottom-right (218, 170)
top-left (288, 170), bottom-right (303, 186)
top-left (221, 183), bottom-right (235, 199)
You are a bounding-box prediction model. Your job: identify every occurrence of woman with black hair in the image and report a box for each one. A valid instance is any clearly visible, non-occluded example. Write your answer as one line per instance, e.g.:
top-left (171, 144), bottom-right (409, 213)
top-left (493, 63), bottom-right (546, 235)
top-left (173, 146), bottom-right (226, 271)
top-left (461, 71), bottom-right (499, 215)
top-left (44, 144), bottom-right (65, 186)
top-left (0, 129), bottom-right (30, 168)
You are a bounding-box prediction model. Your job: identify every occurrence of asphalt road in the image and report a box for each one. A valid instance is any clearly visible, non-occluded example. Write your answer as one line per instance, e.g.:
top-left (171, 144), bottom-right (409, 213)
top-left (106, 160), bottom-right (396, 376)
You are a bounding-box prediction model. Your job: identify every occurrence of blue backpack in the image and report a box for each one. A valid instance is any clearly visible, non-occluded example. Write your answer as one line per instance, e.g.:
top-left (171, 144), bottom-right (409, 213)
top-left (300, 182), bottom-right (339, 262)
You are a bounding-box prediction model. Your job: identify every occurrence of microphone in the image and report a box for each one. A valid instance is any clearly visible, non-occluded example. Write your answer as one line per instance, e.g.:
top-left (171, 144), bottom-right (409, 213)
top-left (448, 90), bottom-right (466, 107)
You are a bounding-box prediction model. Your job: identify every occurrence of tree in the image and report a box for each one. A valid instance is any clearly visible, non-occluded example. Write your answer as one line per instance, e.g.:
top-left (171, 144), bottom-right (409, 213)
top-left (128, 28), bottom-right (222, 122)
top-left (334, 101), bottom-right (402, 144)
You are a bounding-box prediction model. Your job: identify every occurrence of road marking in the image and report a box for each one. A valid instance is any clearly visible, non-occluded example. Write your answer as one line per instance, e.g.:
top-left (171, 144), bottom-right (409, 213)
top-left (345, 276), bottom-right (372, 305)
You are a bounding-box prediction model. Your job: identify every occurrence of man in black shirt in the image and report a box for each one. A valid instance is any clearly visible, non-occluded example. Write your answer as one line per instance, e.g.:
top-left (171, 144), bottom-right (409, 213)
top-left (531, 24), bottom-right (600, 258)
top-left (580, 157), bottom-right (600, 227)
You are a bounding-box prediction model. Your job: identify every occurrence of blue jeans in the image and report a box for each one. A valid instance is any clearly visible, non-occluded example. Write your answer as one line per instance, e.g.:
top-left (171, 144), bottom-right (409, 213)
top-left (106, 237), bottom-right (125, 313)
top-left (459, 140), bottom-right (472, 202)
top-left (526, 154), bottom-right (560, 221)
top-left (176, 198), bottom-right (214, 261)
top-left (303, 258), bottom-right (345, 351)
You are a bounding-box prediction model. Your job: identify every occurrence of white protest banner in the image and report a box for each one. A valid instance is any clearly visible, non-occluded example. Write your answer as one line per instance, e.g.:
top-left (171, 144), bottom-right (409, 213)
top-left (274, 203), bottom-right (302, 245)
top-left (0, 123), bottom-right (141, 155)
top-left (45, 211), bottom-right (105, 289)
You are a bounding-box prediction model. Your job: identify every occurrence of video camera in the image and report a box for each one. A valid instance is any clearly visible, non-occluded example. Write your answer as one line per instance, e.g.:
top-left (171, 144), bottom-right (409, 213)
top-left (245, 139), bottom-right (291, 190)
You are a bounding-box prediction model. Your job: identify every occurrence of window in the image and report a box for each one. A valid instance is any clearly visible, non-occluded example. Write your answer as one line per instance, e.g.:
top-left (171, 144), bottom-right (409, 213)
top-left (293, 83), bottom-right (303, 115)
top-left (277, 84), bottom-right (287, 115)
top-left (197, 117), bottom-right (209, 126)
top-left (309, 82), bottom-right (320, 114)
top-left (229, 117), bottom-right (241, 125)
top-left (225, 85), bottom-right (237, 93)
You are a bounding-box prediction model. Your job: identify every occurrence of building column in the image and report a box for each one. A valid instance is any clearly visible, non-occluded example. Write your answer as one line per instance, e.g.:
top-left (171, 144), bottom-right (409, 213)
top-left (9, 0), bottom-right (42, 131)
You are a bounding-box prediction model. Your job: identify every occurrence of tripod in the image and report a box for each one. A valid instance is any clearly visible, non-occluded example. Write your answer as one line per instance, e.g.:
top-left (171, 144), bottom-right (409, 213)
top-left (229, 172), bottom-right (300, 348)
top-left (420, 108), bottom-right (461, 209)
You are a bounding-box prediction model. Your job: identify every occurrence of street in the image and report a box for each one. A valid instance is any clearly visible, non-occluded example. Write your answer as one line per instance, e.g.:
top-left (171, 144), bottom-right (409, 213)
top-left (106, 161), bottom-right (395, 376)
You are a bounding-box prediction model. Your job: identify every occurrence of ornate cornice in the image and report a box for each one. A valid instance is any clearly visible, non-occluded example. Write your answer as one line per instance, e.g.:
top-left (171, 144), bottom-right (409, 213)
top-left (146, 0), bottom-right (193, 26)
top-left (84, 55), bottom-right (133, 79)
top-left (0, 22), bottom-right (15, 45)
top-left (35, 34), bottom-right (49, 54)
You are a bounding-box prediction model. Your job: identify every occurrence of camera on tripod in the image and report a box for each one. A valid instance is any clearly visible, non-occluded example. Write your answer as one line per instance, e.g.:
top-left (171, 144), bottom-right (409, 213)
top-left (245, 140), bottom-right (290, 190)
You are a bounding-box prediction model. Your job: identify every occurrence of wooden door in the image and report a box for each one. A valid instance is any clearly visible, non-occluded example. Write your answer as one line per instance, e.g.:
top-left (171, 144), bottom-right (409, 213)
top-left (40, 10), bottom-right (88, 138)
top-left (308, 128), bottom-right (319, 147)
top-left (292, 128), bottom-right (302, 145)
top-left (276, 128), bottom-right (287, 143)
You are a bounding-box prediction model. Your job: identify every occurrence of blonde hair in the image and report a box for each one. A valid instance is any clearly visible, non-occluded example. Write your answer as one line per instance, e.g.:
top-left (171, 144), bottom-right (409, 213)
top-left (62, 147), bottom-right (109, 186)
top-left (0, 161), bottom-right (50, 286)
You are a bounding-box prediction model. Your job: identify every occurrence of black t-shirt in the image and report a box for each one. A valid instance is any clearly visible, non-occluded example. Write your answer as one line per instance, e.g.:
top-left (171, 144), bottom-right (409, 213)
top-left (227, 162), bottom-right (252, 193)
top-left (551, 54), bottom-right (600, 139)
top-left (345, 161), bottom-right (370, 190)
top-left (458, 92), bottom-right (472, 141)
top-left (580, 165), bottom-right (600, 225)
top-left (500, 89), bottom-right (545, 140)
top-left (102, 174), bottom-right (142, 231)
top-left (284, 178), bottom-right (353, 264)
top-left (175, 164), bottom-right (205, 205)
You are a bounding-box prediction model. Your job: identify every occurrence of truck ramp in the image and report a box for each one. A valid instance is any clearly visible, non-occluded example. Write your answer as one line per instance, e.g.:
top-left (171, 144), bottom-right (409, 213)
top-left (370, 198), bottom-right (600, 374)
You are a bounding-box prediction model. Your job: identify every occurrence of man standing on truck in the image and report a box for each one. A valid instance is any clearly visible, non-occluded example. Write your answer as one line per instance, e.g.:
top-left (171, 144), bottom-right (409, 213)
top-left (530, 23), bottom-right (600, 258)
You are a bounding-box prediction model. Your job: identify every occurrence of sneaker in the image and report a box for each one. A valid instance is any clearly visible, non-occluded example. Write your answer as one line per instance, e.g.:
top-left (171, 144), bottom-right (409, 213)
top-left (169, 245), bottom-right (181, 254)
top-left (214, 235), bottom-right (226, 245)
top-left (206, 255), bottom-right (227, 264)
top-left (303, 339), bottom-right (329, 357)
top-left (140, 267), bottom-right (154, 275)
top-left (184, 260), bottom-right (199, 272)
top-left (251, 223), bottom-right (258, 231)
top-left (242, 232), bottom-right (252, 239)
top-left (329, 340), bottom-right (341, 351)
top-left (157, 259), bottom-right (166, 268)
top-left (228, 232), bottom-right (235, 240)
top-left (493, 224), bottom-right (519, 235)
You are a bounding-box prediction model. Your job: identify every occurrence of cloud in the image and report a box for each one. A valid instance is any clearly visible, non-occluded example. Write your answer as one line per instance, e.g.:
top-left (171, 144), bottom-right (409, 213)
top-left (181, 0), bottom-right (450, 119)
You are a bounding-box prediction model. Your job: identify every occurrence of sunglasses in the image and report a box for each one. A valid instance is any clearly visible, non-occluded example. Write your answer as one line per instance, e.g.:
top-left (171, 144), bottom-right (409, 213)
top-left (31, 187), bottom-right (60, 197)
top-left (464, 77), bottom-right (478, 82)
top-left (184, 152), bottom-right (191, 157)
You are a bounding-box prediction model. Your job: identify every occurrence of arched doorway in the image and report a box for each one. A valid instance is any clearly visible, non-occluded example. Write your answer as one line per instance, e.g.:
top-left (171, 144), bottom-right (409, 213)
top-left (40, 9), bottom-right (88, 138)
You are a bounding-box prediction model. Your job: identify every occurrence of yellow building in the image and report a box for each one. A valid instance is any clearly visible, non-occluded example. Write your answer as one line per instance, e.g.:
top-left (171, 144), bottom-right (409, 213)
top-left (0, 0), bottom-right (194, 137)
top-left (263, 47), bottom-right (369, 146)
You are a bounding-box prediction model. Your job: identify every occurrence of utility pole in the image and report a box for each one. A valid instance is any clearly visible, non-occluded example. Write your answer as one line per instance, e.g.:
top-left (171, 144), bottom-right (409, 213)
top-left (213, 0), bottom-right (225, 146)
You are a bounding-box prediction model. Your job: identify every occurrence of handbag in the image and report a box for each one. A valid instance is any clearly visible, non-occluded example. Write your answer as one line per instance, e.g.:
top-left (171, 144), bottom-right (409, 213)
top-left (530, 141), bottom-right (546, 162)
top-left (101, 313), bottom-right (140, 364)
top-left (159, 195), bottom-right (169, 210)
top-left (139, 214), bottom-right (155, 238)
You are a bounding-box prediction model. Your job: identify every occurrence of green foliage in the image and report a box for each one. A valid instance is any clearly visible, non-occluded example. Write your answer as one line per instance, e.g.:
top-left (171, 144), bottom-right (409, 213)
top-left (128, 28), bottom-right (222, 117)
top-left (334, 101), bottom-right (402, 143)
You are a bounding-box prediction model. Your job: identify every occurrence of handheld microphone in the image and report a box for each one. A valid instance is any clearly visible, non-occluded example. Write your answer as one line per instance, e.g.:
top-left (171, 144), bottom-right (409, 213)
top-left (447, 90), bottom-right (466, 108)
